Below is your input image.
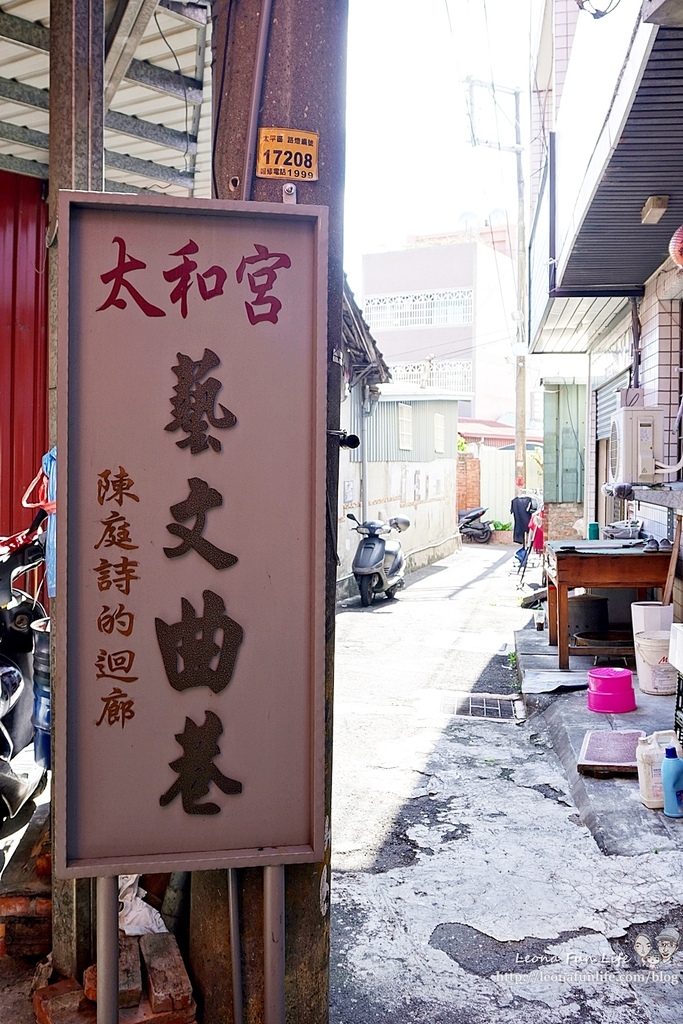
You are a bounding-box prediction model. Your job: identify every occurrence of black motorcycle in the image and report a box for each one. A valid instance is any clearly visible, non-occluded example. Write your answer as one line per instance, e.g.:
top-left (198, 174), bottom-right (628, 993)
top-left (0, 510), bottom-right (49, 826)
top-left (458, 507), bottom-right (493, 544)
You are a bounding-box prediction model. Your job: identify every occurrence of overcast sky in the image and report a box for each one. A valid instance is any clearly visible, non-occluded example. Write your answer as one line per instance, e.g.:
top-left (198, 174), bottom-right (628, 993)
top-left (343, 0), bottom-right (531, 294)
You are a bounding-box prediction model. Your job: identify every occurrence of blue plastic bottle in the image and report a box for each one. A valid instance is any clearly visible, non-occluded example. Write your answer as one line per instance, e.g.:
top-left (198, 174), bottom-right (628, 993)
top-left (661, 746), bottom-right (683, 818)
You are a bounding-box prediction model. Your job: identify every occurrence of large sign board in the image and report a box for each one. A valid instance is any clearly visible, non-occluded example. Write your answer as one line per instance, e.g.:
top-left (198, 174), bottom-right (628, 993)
top-left (56, 192), bottom-right (327, 876)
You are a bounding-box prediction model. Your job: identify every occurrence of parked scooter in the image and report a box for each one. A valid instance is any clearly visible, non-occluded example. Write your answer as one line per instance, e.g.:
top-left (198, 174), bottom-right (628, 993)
top-left (458, 506), bottom-right (493, 544)
top-left (0, 511), bottom-right (48, 826)
top-left (347, 513), bottom-right (411, 606)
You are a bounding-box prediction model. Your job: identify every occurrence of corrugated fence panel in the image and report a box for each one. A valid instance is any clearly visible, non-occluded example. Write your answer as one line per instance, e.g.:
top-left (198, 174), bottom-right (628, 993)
top-left (350, 392), bottom-right (459, 462)
top-left (544, 382), bottom-right (586, 503)
top-left (477, 447), bottom-right (543, 524)
top-left (0, 171), bottom-right (49, 537)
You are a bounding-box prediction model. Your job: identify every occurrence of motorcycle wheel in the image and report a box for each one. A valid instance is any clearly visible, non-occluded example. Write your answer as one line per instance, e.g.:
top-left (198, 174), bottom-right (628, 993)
top-left (473, 527), bottom-right (492, 544)
top-left (359, 576), bottom-right (377, 607)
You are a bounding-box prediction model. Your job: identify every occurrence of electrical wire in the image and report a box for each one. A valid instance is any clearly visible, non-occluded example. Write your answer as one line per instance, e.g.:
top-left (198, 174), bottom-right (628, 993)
top-left (576, 0), bottom-right (622, 19)
top-left (211, 0), bottom-right (234, 198)
top-left (442, 0), bottom-right (518, 356)
top-left (153, 10), bottom-right (190, 172)
top-left (481, 0), bottom-right (515, 281)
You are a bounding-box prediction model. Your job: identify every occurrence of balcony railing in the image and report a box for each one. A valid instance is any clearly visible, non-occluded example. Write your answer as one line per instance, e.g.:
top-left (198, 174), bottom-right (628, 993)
top-left (389, 359), bottom-right (473, 394)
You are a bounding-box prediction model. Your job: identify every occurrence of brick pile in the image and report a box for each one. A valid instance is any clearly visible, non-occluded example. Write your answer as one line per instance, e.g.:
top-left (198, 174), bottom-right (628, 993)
top-left (33, 933), bottom-right (195, 1024)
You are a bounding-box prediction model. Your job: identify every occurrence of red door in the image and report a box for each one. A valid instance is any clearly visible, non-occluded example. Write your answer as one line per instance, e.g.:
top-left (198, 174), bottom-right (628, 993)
top-left (0, 171), bottom-right (49, 537)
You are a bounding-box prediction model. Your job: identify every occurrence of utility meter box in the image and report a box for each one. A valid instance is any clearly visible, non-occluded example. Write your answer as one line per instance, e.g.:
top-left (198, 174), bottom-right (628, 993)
top-left (609, 407), bottom-right (664, 484)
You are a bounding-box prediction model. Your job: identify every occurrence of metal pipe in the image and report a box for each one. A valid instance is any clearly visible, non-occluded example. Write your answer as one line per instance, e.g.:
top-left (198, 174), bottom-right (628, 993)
top-left (263, 864), bottom-right (285, 1024)
top-left (630, 296), bottom-right (642, 389)
top-left (360, 388), bottom-right (369, 522)
top-left (242, 0), bottom-right (274, 200)
top-left (228, 868), bottom-right (244, 1024)
top-left (96, 876), bottom-right (119, 1024)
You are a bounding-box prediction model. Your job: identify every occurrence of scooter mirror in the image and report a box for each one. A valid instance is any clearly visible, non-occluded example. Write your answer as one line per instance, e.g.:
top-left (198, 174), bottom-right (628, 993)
top-left (347, 513), bottom-right (360, 523)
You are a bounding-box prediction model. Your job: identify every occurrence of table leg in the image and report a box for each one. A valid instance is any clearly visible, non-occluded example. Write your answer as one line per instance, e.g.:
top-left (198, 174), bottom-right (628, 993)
top-left (637, 588), bottom-right (648, 602)
top-left (558, 584), bottom-right (570, 670)
top-left (547, 580), bottom-right (558, 647)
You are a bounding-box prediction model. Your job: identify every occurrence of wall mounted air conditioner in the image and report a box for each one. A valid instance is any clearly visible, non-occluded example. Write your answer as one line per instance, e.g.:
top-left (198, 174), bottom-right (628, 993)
top-left (609, 407), bottom-right (663, 484)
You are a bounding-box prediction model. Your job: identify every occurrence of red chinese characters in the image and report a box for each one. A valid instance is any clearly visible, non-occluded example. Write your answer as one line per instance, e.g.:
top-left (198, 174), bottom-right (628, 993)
top-left (96, 237), bottom-right (292, 325)
top-left (235, 243), bottom-right (292, 325)
top-left (93, 467), bottom-right (141, 728)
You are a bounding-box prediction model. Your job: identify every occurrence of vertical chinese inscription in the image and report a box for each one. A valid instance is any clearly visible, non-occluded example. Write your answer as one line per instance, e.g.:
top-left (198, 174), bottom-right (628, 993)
top-left (159, 348), bottom-right (244, 815)
top-left (93, 468), bottom-right (141, 727)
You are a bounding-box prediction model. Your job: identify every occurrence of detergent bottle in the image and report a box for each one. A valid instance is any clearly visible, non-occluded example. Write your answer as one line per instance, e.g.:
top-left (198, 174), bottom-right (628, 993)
top-left (661, 747), bottom-right (683, 818)
top-left (636, 731), bottom-right (683, 808)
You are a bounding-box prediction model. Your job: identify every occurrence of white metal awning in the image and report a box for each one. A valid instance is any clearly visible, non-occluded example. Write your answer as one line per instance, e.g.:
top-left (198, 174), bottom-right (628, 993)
top-left (0, 0), bottom-right (212, 196)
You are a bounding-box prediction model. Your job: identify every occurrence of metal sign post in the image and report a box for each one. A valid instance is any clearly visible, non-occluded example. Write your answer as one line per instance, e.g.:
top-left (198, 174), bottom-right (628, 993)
top-left (96, 876), bottom-right (119, 1024)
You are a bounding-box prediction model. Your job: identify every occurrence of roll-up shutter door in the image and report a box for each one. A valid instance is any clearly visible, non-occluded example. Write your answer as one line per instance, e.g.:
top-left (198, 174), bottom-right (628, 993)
top-left (596, 370), bottom-right (630, 440)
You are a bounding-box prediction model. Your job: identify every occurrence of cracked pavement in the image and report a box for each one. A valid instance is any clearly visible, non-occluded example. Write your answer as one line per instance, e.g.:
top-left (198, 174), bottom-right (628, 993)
top-left (331, 546), bottom-right (683, 1023)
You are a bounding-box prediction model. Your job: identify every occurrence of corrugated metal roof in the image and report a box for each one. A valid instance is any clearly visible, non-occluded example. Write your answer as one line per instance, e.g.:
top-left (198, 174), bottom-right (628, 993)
top-left (561, 26), bottom-right (683, 291)
top-left (0, 0), bottom-right (212, 196)
top-left (532, 293), bottom-right (627, 354)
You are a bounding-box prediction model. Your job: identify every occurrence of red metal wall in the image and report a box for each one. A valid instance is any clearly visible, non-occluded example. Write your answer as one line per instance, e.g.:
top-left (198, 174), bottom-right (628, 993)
top-left (0, 171), bottom-right (49, 538)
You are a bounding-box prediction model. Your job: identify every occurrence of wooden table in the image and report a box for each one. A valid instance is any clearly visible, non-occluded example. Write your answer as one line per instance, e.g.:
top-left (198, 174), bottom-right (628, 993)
top-left (544, 540), bottom-right (671, 669)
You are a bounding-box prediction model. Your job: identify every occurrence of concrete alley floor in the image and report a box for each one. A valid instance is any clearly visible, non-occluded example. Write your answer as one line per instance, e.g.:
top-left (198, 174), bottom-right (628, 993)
top-left (330, 545), bottom-right (683, 1024)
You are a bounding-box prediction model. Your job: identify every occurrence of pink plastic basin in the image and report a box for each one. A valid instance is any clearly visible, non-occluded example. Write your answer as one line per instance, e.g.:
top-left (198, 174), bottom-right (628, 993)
top-left (587, 667), bottom-right (633, 692)
top-left (587, 667), bottom-right (636, 713)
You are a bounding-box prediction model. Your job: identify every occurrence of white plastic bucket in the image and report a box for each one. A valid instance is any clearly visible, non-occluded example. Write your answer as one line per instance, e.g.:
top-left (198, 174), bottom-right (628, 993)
top-left (634, 630), bottom-right (678, 695)
top-left (631, 601), bottom-right (674, 636)
top-left (636, 731), bottom-right (683, 808)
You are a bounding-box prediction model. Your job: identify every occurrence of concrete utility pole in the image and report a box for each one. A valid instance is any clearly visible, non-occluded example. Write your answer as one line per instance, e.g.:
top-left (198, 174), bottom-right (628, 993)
top-left (467, 78), bottom-right (527, 493)
top-left (193, 3), bottom-right (348, 1022)
top-left (514, 87), bottom-right (527, 494)
top-left (49, 0), bottom-right (104, 982)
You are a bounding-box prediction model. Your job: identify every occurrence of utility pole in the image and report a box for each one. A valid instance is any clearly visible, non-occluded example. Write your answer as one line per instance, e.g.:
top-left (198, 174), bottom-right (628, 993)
top-left (467, 78), bottom-right (527, 493)
top-left (49, 0), bottom-right (104, 982)
top-left (193, 3), bottom-right (348, 1022)
top-left (514, 87), bottom-right (527, 494)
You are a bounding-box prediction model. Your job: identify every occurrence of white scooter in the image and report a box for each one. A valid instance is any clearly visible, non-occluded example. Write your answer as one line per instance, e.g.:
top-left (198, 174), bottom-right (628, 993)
top-left (347, 513), bottom-right (411, 607)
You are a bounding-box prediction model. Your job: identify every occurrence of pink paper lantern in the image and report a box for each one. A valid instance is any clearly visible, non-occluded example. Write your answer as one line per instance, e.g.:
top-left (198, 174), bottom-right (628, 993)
top-left (669, 224), bottom-right (683, 268)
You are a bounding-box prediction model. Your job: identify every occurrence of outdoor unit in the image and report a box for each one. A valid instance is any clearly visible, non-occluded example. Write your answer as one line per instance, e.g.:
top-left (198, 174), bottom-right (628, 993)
top-left (608, 407), bottom-right (663, 484)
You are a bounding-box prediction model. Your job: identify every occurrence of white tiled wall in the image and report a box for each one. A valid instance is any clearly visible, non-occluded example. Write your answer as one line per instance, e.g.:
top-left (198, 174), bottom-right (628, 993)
top-left (638, 290), bottom-right (682, 466)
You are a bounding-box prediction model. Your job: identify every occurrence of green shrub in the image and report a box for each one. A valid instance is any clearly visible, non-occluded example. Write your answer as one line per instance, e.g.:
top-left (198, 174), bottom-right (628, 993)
top-left (491, 521), bottom-right (512, 531)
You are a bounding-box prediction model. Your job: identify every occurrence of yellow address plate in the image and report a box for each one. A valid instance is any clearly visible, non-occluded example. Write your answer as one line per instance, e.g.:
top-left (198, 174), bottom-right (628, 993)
top-left (256, 128), bottom-right (319, 181)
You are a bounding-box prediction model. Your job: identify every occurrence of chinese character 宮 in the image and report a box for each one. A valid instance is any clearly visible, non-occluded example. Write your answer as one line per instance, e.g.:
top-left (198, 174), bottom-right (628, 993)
top-left (236, 243), bottom-right (291, 325)
top-left (165, 349), bottom-right (236, 454)
top-left (164, 477), bottom-right (238, 570)
top-left (97, 604), bottom-right (134, 636)
top-left (93, 556), bottom-right (140, 595)
top-left (97, 237), bottom-right (165, 318)
top-left (159, 711), bottom-right (242, 815)
top-left (94, 511), bottom-right (138, 551)
top-left (155, 589), bottom-right (243, 693)
top-left (97, 468), bottom-right (140, 507)
top-left (96, 687), bottom-right (136, 728)
top-left (95, 648), bottom-right (138, 683)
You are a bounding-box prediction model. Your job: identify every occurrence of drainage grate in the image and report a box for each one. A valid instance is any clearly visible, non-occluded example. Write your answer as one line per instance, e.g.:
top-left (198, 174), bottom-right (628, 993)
top-left (440, 691), bottom-right (525, 722)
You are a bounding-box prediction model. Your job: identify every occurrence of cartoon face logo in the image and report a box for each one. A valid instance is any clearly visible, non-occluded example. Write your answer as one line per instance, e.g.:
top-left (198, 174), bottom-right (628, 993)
top-left (656, 926), bottom-right (680, 964)
top-left (633, 927), bottom-right (680, 969)
top-left (633, 933), bottom-right (653, 964)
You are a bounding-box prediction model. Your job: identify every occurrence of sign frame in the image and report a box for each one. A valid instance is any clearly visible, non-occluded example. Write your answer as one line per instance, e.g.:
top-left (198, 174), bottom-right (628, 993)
top-left (55, 191), bottom-right (328, 877)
